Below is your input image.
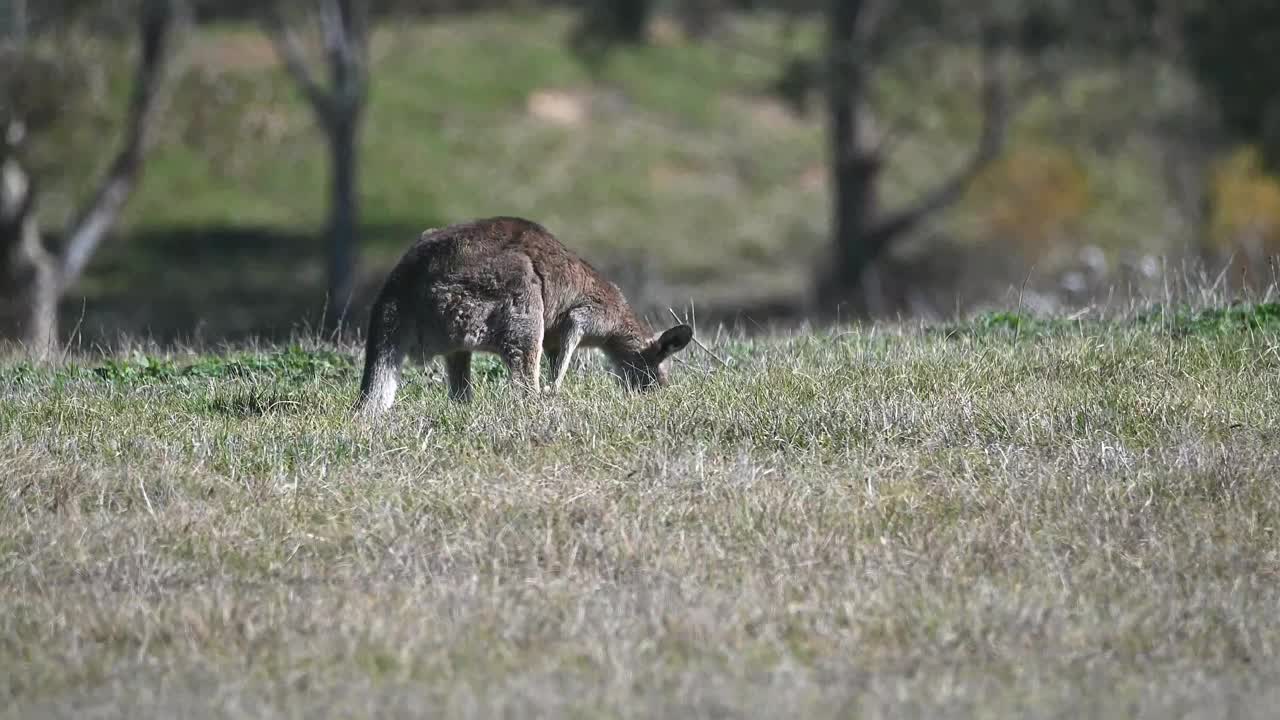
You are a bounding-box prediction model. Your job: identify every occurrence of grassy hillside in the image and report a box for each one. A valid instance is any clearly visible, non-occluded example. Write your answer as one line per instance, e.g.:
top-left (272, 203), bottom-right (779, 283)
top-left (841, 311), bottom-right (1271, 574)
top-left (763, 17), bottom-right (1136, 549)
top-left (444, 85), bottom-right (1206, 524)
top-left (29, 10), bottom-right (1214, 341)
top-left (3, 305), bottom-right (1279, 717)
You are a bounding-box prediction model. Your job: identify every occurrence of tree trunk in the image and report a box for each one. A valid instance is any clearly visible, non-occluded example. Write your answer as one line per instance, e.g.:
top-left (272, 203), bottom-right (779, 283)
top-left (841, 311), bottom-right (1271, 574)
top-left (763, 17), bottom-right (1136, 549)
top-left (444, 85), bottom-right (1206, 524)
top-left (4, 0), bottom-right (29, 42)
top-left (574, 0), bottom-right (653, 53)
top-left (828, 109), bottom-right (882, 295)
top-left (822, 0), bottom-right (883, 303)
top-left (1, 0), bottom-right (183, 358)
top-left (263, 0), bottom-right (367, 332)
top-left (0, 156), bottom-right (58, 357)
top-left (326, 112), bottom-right (358, 327)
top-left (607, 0), bottom-right (652, 43)
top-left (3, 234), bottom-right (60, 358)
top-left (680, 0), bottom-right (723, 40)
top-left (819, 4), bottom-right (1013, 310)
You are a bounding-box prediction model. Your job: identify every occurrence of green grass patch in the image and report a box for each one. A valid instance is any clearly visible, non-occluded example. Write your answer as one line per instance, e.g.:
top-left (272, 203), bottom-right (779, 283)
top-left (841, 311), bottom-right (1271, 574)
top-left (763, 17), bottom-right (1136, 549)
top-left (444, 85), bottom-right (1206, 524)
top-left (1137, 302), bottom-right (1280, 335)
top-left (932, 310), bottom-right (1092, 340)
top-left (935, 302), bottom-right (1280, 342)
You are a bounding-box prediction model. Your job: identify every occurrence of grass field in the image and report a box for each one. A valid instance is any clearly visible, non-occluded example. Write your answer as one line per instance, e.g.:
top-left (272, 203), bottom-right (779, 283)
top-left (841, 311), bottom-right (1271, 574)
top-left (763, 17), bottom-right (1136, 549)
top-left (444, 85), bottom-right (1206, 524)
top-left (3, 303), bottom-right (1279, 718)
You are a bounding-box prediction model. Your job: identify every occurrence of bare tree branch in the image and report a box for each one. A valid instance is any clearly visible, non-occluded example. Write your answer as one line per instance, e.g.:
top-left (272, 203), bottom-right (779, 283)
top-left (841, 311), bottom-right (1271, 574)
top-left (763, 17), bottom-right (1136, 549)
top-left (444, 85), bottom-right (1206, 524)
top-left (2, 118), bottom-right (58, 357)
top-left (322, 0), bottom-right (368, 115)
top-left (263, 3), bottom-right (335, 121)
top-left (319, 0), bottom-right (359, 66)
top-left (855, 0), bottom-right (891, 49)
top-left (345, 0), bottom-right (369, 62)
top-left (265, 0), bottom-right (368, 125)
top-left (0, 121), bottom-right (36, 232)
top-left (59, 0), bottom-right (189, 289)
top-left (861, 30), bottom-right (1015, 256)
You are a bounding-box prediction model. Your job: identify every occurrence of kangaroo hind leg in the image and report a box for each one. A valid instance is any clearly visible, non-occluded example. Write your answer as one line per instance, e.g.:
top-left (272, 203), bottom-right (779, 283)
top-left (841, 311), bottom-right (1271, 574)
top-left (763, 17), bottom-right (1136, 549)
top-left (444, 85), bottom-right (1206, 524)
top-left (445, 351), bottom-right (474, 403)
top-left (497, 299), bottom-right (545, 397)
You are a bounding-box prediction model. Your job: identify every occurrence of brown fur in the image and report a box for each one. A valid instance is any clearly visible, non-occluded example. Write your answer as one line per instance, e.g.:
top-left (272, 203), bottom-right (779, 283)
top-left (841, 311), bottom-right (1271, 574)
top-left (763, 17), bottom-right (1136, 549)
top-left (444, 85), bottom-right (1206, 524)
top-left (355, 216), bottom-right (693, 412)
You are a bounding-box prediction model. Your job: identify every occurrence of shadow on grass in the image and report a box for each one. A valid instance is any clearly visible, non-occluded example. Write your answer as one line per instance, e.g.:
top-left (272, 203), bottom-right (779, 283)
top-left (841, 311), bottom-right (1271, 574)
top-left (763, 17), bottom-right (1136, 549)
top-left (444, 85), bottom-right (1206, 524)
top-left (64, 221), bottom-right (825, 348)
top-left (66, 223), bottom-right (436, 346)
top-left (59, 223), bottom-right (1040, 349)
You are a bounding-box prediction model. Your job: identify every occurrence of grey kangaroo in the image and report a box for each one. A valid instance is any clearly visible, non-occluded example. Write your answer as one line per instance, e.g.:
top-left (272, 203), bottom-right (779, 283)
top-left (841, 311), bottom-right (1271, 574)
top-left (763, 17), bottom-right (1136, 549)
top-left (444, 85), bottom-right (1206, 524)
top-left (355, 216), bottom-right (694, 412)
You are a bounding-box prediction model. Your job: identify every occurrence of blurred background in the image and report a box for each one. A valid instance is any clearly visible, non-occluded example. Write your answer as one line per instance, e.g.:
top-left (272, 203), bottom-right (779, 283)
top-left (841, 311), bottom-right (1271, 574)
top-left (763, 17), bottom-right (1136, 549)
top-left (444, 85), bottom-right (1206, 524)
top-left (2, 0), bottom-right (1279, 351)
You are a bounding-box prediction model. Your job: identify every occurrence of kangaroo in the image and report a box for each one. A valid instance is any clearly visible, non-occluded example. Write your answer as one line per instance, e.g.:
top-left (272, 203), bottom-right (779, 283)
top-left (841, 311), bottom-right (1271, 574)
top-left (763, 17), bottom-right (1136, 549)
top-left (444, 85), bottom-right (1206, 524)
top-left (355, 216), bottom-right (694, 412)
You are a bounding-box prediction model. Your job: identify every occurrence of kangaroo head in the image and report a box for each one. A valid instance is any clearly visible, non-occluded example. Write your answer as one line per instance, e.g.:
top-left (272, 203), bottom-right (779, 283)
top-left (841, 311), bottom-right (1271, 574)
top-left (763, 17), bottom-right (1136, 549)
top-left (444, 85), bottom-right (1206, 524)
top-left (613, 324), bottom-right (694, 391)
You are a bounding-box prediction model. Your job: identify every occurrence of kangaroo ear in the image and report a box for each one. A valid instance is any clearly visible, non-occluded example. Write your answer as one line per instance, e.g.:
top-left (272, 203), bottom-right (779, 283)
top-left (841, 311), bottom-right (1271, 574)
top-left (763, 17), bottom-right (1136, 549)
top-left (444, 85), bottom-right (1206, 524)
top-left (654, 324), bottom-right (694, 360)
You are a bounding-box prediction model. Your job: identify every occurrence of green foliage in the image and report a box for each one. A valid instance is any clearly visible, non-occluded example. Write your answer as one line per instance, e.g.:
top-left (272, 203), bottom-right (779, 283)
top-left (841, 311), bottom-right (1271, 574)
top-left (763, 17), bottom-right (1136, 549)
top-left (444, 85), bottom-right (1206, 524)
top-left (0, 345), bottom-right (355, 386)
top-left (938, 303), bottom-right (1280, 343)
top-left (1137, 302), bottom-right (1280, 336)
top-left (934, 311), bottom-right (1089, 340)
top-left (88, 345), bottom-right (354, 382)
top-left (966, 143), bottom-right (1092, 255)
top-left (570, 0), bottom-right (653, 60)
top-left (1206, 146), bottom-right (1280, 264)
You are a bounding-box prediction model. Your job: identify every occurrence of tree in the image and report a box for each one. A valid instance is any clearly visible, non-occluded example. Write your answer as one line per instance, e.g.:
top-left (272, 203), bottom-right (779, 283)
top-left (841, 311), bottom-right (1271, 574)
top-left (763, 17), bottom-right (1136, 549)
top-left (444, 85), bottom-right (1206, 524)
top-left (263, 0), bottom-right (368, 330)
top-left (818, 0), bottom-right (1017, 305)
top-left (0, 0), bottom-right (188, 358)
top-left (572, 0), bottom-right (653, 57)
top-left (1182, 1), bottom-right (1280, 171)
top-left (569, 0), bottom-right (741, 61)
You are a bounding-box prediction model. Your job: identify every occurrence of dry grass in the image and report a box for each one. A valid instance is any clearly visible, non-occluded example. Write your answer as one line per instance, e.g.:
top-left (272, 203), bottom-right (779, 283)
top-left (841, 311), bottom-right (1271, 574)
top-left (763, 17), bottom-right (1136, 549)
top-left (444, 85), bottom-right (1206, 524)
top-left (3, 304), bottom-right (1280, 718)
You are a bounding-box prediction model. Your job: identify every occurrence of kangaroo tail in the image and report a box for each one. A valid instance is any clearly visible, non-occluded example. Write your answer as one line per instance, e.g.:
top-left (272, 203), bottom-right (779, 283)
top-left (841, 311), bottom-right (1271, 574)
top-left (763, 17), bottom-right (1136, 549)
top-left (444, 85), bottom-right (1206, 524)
top-left (355, 295), bottom-right (405, 414)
